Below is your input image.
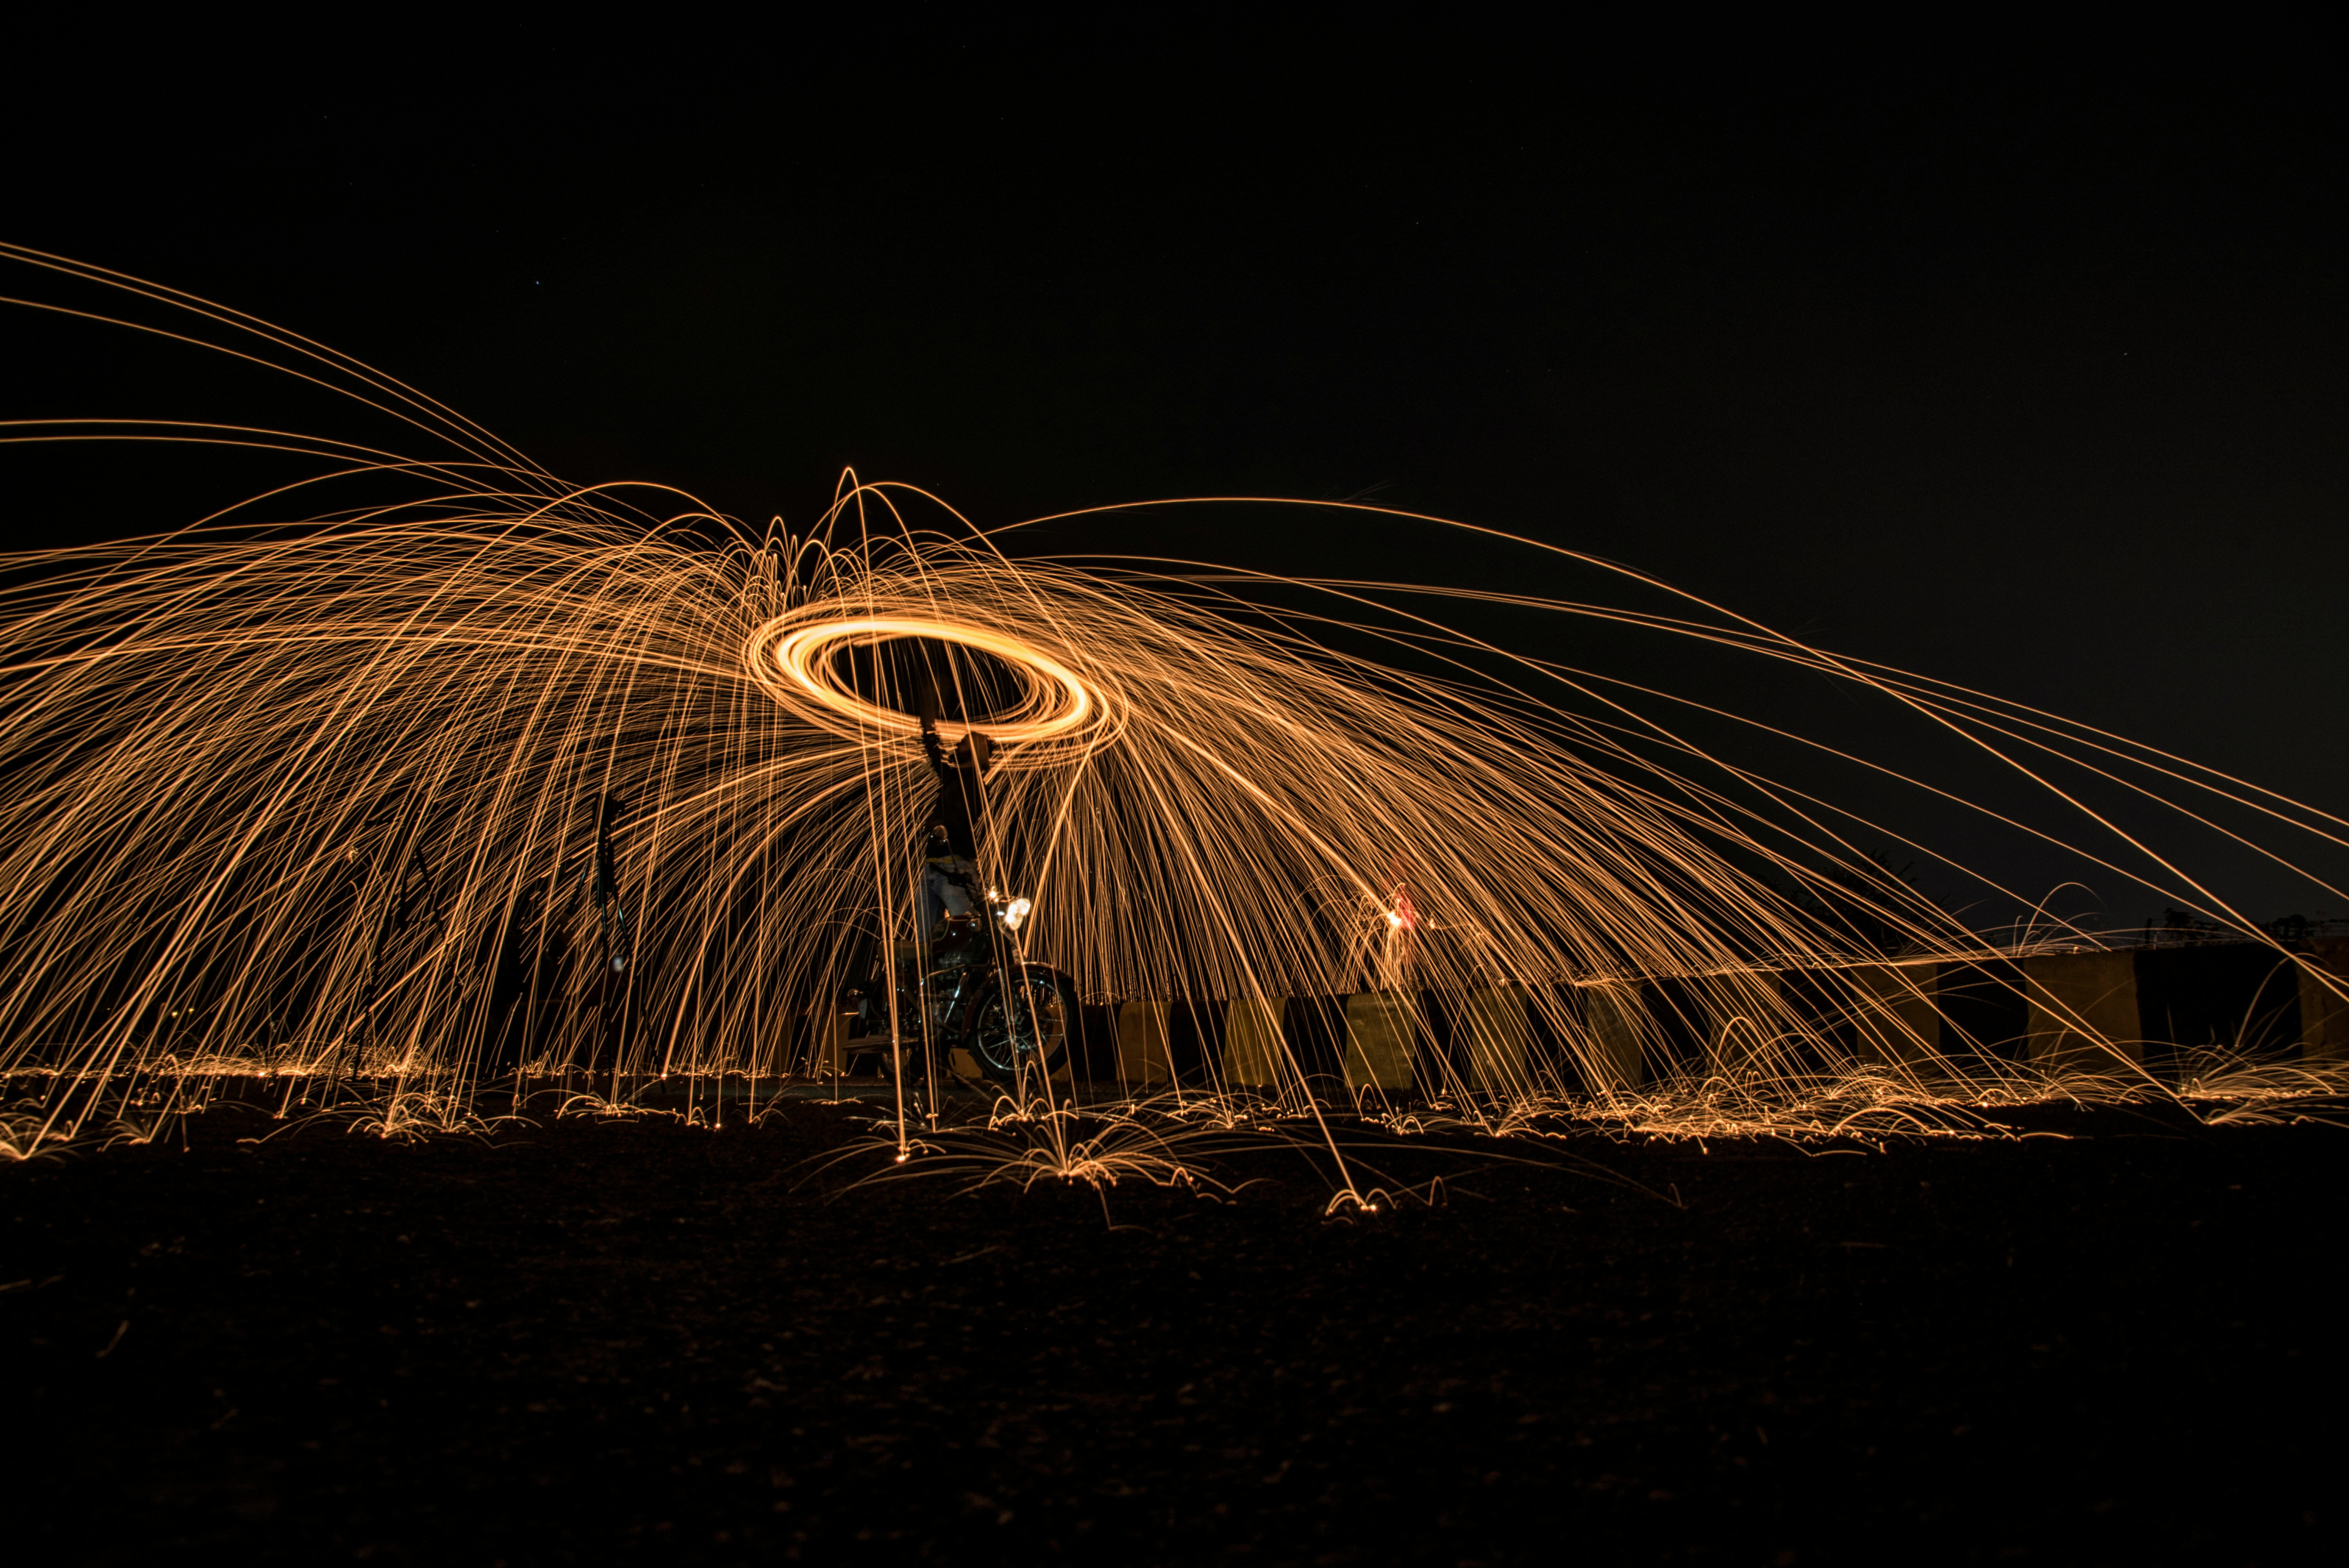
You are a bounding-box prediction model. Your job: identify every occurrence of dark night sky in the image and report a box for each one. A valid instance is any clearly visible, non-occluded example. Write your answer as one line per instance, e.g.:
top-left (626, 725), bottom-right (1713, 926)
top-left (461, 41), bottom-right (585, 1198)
top-left (4, 30), bottom-right (2342, 925)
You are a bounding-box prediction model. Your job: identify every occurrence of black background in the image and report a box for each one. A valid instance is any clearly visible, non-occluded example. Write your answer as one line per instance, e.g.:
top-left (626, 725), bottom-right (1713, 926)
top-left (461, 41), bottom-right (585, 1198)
top-left (5, 25), bottom-right (2343, 923)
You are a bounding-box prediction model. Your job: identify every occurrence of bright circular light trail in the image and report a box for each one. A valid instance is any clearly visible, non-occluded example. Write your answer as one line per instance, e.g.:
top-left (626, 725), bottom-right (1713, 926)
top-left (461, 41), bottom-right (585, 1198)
top-left (748, 610), bottom-right (1114, 757)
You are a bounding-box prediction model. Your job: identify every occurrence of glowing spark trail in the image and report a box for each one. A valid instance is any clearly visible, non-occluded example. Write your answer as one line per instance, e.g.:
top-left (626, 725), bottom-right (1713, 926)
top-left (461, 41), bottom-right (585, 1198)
top-left (0, 240), bottom-right (2343, 1171)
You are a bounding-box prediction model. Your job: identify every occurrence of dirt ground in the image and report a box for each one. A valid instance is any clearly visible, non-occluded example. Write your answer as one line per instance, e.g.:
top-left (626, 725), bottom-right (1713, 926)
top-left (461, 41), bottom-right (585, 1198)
top-left (7, 1092), bottom-right (2342, 1564)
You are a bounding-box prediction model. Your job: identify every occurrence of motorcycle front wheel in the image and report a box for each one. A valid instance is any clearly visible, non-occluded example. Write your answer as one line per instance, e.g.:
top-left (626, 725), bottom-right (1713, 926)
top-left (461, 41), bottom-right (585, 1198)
top-left (962, 966), bottom-right (1076, 1084)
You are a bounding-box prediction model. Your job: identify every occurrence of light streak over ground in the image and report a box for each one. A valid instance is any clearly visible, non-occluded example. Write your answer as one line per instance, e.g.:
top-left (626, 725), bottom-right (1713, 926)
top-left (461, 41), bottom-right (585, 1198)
top-left (1, 241), bottom-right (2344, 1182)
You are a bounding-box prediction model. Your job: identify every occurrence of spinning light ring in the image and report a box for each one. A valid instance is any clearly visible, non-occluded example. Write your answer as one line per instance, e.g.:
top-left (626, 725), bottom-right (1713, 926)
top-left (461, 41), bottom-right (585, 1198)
top-left (747, 608), bottom-right (1119, 761)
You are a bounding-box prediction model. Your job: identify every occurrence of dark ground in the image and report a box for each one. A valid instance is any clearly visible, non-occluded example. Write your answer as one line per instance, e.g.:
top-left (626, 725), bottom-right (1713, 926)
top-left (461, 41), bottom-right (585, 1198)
top-left (7, 1095), bottom-right (2341, 1564)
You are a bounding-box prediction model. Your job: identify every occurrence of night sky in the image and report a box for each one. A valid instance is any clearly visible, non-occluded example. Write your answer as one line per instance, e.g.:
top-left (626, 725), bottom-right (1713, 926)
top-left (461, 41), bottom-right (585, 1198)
top-left (5, 32), bottom-right (2342, 926)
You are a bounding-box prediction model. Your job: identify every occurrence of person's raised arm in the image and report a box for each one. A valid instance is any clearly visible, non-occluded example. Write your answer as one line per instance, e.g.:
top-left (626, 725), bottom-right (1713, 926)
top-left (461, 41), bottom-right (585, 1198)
top-left (916, 668), bottom-right (946, 773)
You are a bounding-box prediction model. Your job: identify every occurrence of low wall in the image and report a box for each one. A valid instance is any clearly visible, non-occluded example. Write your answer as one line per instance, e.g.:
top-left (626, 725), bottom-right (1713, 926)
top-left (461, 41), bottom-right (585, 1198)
top-left (827, 940), bottom-right (2349, 1091)
top-left (1121, 940), bottom-right (2347, 1092)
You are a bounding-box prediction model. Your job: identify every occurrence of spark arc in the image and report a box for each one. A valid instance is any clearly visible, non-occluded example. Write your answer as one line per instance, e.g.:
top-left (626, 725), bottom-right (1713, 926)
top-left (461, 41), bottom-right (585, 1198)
top-left (748, 609), bottom-right (1115, 762)
top-left (2, 239), bottom-right (2344, 1162)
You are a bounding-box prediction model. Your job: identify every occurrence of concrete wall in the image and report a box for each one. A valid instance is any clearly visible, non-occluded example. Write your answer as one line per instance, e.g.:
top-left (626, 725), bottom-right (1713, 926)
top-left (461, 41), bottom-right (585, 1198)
top-left (1342, 992), bottom-right (1416, 1093)
top-left (2301, 939), bottom-right (2349, 1062)
top-left (2025, 951), bottom-right (2143, 1069)
top-left (1114, 1000), bottom-right (1173, 1085)
top-left (1581, 983), bottom-right (1647, 1090)
top-left (1221, 996), bottom-right (1284, 1087)
top-left (1847, 962), bottom-right (1941, 1068)
top-left (1458, 986), bottom-right (1533, 1096)
top-left (806, 1010), bottom-right (850, 1076)
top-left (1060, 939), bottom-right (2344, 1090)
top-left (1699, 969), bottom-right (1782, 1075)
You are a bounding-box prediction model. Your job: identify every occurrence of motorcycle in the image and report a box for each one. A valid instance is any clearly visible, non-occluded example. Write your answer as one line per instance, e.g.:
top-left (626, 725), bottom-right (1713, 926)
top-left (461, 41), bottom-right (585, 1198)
top-left (841, 888), bottom-right (1078, 1089)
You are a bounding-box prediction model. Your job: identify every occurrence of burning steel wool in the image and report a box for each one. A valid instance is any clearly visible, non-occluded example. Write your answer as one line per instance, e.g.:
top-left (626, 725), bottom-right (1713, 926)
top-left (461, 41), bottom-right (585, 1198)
top-left (1, 242), bottom-right (2344, 1170)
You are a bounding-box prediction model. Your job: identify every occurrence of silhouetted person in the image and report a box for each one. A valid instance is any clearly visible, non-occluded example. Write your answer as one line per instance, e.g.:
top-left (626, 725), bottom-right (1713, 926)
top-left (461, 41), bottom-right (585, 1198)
top-left (916, 672), bottom-right (995, 952)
